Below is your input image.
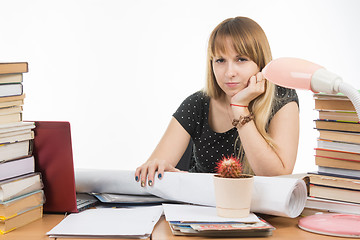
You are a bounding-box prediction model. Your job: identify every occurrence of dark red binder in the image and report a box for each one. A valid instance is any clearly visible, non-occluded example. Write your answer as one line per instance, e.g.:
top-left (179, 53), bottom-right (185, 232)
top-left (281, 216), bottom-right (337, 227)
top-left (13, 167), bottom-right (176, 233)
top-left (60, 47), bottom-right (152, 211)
top-left (32, 121), bottom-right (78, 213)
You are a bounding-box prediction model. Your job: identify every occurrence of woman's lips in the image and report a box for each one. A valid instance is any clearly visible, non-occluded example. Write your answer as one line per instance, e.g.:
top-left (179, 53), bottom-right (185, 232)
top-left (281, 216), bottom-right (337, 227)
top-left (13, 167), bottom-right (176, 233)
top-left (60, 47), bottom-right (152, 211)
top-left (226, 82), bottom-right (239, 88)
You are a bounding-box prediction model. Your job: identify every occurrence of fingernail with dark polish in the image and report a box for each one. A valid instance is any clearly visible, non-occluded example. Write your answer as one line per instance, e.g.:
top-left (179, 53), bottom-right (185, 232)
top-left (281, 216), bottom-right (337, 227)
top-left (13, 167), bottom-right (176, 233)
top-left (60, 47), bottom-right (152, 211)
top-left (141, 181), bottom-right (145, 187)
top-left (135, 176), bottom-right (139, 182)
top-left (148, 180), bottom-right (153, 186)
top-left (158, 173), bottom-right (162, 179)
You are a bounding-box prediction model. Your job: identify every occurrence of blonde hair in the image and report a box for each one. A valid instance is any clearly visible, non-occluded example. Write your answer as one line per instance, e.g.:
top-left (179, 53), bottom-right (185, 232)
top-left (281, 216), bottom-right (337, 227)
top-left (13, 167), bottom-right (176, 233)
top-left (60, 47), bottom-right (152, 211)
top-left (204, 17), bottom-right (276, 174)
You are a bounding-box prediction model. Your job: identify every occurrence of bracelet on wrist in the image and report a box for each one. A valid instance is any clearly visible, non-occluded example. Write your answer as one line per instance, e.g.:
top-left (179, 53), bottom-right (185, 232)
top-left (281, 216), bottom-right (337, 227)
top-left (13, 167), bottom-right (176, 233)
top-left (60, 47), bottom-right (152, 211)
top-left (230, 103), bottom-right (248, 108)
top-left (232, 113), bottom-right (254, 128)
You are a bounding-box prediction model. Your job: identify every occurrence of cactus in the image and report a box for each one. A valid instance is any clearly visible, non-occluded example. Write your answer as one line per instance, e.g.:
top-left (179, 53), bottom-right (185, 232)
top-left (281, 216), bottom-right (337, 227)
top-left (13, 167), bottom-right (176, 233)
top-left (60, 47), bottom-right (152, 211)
top-left (215, 156), bottom-right (243, 178)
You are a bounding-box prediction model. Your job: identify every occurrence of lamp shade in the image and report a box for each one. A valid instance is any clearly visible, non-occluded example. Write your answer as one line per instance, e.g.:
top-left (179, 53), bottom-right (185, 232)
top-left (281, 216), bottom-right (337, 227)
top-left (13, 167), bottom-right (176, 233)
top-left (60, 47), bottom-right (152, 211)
top-left (262, 57), bottom-right (323, 91)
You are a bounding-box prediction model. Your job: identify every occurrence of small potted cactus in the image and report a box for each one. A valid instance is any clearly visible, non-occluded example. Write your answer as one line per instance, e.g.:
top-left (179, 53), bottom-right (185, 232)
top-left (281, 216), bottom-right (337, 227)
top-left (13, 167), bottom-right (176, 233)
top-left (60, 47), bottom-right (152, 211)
top-left (213, 156), bottom-right (254, 218)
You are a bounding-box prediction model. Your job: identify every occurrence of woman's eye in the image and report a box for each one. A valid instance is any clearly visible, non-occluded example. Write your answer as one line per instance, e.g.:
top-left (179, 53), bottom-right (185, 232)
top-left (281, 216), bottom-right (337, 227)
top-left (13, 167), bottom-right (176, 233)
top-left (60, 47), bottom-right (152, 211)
top-left (215, 58), bottom-right (225, 63)
top-left (238, 57), bottom-right (248, 62)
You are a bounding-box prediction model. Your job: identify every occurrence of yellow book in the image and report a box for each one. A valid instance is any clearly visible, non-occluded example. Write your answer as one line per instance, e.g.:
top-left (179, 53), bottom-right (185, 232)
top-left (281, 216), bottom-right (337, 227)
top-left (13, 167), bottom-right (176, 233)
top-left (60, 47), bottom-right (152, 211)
top-left (0, 206), bottom-right (43, 234)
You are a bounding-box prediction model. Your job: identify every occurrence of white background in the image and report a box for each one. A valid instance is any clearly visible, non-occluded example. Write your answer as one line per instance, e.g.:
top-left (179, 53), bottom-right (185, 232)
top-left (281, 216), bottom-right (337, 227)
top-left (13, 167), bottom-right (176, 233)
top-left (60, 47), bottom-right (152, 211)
top-left (1, 0), bottom-right (359, 173)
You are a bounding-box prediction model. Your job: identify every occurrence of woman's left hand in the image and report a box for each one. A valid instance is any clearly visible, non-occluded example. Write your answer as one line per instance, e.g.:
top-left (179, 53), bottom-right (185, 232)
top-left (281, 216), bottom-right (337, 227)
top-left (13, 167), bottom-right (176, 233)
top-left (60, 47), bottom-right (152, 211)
top-left (231, 72), bottom-right (266, 106)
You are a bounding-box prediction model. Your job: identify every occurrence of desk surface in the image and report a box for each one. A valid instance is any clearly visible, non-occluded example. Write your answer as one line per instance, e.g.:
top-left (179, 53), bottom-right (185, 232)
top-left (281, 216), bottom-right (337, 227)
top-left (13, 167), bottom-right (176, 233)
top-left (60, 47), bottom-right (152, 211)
top-left (2, 214), bottom-right (61, 240)
top-left (2, 213), bottom-right (350, 240)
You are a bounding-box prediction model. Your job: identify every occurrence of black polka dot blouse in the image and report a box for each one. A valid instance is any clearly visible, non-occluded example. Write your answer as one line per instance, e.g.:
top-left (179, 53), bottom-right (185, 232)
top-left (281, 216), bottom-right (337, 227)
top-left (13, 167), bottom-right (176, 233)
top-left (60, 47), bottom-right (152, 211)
top-left (172, 86), bottom-right (299, 173)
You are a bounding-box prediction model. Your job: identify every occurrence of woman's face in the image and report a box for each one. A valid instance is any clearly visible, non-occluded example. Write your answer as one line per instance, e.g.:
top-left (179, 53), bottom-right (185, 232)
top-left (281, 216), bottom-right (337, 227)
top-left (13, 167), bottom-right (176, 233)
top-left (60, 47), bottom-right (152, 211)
top-left (212, 40), bottom-right (259, 98)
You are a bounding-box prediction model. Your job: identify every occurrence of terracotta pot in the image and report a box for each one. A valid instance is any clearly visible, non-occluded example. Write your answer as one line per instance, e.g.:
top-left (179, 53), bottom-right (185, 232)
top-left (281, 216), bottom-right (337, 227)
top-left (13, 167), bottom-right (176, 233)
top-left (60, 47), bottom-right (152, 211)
top-left (213, 174), bottom-right (253, 218)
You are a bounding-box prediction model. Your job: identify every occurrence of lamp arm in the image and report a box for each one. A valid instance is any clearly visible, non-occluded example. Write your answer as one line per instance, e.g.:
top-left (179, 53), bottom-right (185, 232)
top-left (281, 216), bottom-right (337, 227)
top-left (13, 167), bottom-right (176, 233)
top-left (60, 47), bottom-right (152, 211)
top-left (310, 68), bottom-right (360, 122)
top-left (338, 82), bottom-right (360, 122)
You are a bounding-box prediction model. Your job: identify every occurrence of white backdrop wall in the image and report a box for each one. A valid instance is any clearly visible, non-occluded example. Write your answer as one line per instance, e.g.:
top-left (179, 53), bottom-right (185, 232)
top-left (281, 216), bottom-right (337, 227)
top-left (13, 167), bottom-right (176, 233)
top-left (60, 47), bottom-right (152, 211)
top-left (1, 0), bottom-right (359, 173)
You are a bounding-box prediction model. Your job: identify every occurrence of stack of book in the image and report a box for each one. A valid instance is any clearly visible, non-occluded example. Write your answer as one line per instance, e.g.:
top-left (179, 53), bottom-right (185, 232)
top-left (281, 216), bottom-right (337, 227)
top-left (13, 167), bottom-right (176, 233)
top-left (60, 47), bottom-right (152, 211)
top-left (305, 92), bottom-right (360, 215)
top-left (0, 62), bottom-right (44, 234)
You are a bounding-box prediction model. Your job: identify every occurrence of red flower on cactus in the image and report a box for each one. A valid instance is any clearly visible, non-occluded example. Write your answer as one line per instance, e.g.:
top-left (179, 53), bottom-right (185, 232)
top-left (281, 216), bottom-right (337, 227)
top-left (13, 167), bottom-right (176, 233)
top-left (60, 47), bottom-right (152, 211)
top-left (215, 156), bottom-right (243, 178)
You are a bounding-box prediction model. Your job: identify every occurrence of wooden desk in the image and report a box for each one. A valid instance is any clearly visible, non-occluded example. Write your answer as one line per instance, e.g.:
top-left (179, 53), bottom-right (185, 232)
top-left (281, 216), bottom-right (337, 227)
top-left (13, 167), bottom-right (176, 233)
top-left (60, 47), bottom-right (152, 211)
top-left (2, 214), bottom-right (149, 240)
top-left (2, 213), bottom-right (349, 240)
top-left (1, 214), bottom-right (63, 240)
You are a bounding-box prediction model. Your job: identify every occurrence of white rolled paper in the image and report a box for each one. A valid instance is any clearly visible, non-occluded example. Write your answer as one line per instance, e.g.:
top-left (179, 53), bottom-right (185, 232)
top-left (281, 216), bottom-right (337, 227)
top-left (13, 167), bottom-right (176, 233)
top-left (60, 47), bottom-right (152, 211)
top-left (75, 169), bottom-right (307, 218)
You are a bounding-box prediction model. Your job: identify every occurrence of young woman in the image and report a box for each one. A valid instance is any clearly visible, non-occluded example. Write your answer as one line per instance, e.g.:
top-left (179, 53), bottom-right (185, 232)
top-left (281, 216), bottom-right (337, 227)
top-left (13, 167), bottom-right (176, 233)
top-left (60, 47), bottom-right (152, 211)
top-left (135, 16), bottom-right (299, 187)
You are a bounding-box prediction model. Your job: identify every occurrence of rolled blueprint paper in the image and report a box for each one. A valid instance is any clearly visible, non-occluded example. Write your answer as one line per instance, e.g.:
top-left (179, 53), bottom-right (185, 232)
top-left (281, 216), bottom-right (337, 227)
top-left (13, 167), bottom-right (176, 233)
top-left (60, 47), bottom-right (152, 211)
top-left (75, 169), bottom-right (150, 195)
top-left (75, 169), bottom-right (307, 218)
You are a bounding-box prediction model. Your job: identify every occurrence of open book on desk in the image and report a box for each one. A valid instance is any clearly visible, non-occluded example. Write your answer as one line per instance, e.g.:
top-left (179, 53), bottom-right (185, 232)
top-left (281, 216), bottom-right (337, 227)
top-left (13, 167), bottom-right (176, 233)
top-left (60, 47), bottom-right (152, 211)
top-left (76, 169), bottom-right (307, 218)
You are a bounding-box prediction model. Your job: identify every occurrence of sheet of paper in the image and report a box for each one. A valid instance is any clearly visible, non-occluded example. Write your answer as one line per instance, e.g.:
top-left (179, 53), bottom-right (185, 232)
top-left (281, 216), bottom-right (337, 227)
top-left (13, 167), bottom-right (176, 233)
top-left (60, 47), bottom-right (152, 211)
top-left (47, 206), bottom-right (163, 238)
top-left (163, 204), bottom-right (260, 223)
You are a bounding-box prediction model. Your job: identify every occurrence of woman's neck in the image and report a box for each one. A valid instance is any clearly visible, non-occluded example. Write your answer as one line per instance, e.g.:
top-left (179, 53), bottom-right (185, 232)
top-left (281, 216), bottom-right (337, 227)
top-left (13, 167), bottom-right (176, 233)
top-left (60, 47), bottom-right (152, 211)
top-left (219, 94), bottom-right (232, 111)
top-left (208, 94), bottom-right (235, 133)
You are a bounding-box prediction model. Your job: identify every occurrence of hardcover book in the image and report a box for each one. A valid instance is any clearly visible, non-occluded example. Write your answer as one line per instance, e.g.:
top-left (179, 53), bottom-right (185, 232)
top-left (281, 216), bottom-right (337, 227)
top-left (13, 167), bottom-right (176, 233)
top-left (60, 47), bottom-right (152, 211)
top-left (305, 196), bottom-right (360, 215)
top-left (0, 206), bottom-right (42, 234)
top-left (0, 121), bottom-right (35, 133)
top-left (315, 148), bottom-right (360, 161)
top-left (0, 190), bottom-right (44, 220)
top-left (315, 99), bottom-right (355, 111)
top-left (0, 173), bottom-right (43, 202)
top-left (318, 166), bottom-right (360, 179)
top-left (315, 156), bottom-right (360, 171)
top-left (309, 184), bottom-right (360, 204)
top-left (318, 110), bottom-right (358, 123)
top-left (0, 63), bottom-right (28, 75)
top-left (0, 73), bottom-right (23, 84)
top-left (315, 120), bottom-right (360, 133)
top-left (314, 92), bottom-right (358, 111)
top-left (318, 129), bottom-right (360, 144)
top-left (0, 156), bottom-right (35, 181)
top-left (0, 112), bottom-right (22, 125)
top-left (317, 140), bottom-right (360, 154)
top-left (0, 140), bottom-right (32, 163)
top-left (0, 83), bottom-right (23, 98)
top-left (0, 130), bottom-right (34, 145)
top-left (0, 95), bottom-right (25, 104)
top-left (308, 172), bottom-right (360, 190)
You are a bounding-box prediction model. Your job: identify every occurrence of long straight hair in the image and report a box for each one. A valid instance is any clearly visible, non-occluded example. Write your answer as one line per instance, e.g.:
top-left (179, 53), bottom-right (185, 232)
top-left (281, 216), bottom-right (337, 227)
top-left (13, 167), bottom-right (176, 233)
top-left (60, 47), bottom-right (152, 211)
top-left (204, 17), bottom-right (276, 174)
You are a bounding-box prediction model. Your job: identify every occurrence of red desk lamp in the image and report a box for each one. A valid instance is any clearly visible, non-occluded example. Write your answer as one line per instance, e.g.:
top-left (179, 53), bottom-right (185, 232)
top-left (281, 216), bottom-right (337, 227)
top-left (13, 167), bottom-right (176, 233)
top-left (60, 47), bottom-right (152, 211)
top-left (262, 57), bottom-right (360, 121)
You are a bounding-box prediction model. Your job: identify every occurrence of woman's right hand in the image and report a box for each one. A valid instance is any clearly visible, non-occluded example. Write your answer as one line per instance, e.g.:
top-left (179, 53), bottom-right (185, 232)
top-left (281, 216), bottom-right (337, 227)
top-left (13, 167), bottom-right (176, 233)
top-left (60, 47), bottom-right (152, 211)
top-left (134, 117), bottom-right (191, 187)
top-left (135, 158), bottom-right (180, 187)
